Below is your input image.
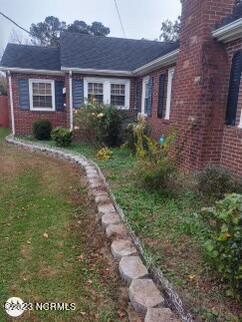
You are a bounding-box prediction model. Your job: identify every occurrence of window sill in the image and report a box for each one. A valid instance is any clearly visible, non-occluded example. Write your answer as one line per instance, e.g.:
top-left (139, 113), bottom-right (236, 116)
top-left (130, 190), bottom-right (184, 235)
top-left (30, 108), bottom-right (56, 112)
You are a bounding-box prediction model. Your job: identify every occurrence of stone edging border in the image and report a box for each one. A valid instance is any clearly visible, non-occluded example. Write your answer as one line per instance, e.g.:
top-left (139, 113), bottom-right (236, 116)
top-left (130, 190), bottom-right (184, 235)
top-left (6, 135), bottom-right (192, 322)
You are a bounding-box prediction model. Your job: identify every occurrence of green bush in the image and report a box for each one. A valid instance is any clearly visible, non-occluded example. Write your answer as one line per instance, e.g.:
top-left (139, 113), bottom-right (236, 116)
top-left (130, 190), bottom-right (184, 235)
top-left (51, 127), bottom-right (73, 147)
top-left (196, 165), bottom-right (242, 201)
top-left (74, 103), bottom-right (122, 147)
top-left (135, 119), bottom-right (177, 193)
top-left (124, 120), bottom-right (151, 153)
top-left (33, 119), bottom-right (52, 140)
top-left (202, 194), bottom-right (242, 297)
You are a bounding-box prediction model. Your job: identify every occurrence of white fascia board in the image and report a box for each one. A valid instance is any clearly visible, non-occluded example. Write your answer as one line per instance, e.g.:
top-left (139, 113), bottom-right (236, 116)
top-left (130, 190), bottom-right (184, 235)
top-left (0, 66), bottom-right (64, 75)
top-left (213, 18), bottom-right (242, 43)
top-left (133, 49), bottom-right (180, 76)
top-left (61, 67), bottom-right (132, 77)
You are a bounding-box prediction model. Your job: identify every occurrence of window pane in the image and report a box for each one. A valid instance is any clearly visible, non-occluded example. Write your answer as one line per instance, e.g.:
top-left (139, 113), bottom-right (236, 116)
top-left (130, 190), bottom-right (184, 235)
top-left (88, 94), bottom-right (103, 104)
top-left (111, 95), bottom-right (125, 106)
top-left (32, 81), bottom-right (53, 109)
top-left (33, 95), bottom-right (52, 108)
top-left (88, 83), bottom-right (103, 95)
top-left (111, 84), bottom-right (125, 95)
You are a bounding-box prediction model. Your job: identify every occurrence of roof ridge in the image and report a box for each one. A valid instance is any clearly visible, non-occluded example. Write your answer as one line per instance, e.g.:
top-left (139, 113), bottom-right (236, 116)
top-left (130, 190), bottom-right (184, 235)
top-left (60, 31), bottom-right (173, 45)
top-left (7, 43), bottom-right (59, 50)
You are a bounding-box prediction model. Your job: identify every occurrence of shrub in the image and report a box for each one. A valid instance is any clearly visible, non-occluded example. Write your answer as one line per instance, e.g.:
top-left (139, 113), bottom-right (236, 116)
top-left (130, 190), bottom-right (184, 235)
top-left (201, 194), bottom-right (242, 297)
top-left (135, 119), bottom-right (178, 192)
top-left (124, 119), bottom-right (151, 153)
top-left (196, 165), bottom-right (242, 201)
top-left (51, 127), bottom-right (73, 147)
top-left (74, 103), bottom-right (123, 147)
top-left (96, 147), bottom-right (113, 161)
top-left (33, 119), bottom-right (52, 140)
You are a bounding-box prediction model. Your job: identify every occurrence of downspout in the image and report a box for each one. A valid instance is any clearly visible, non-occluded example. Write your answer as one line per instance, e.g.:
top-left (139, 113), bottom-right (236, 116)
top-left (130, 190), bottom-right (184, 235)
top-left (7, 71), bottom-right (15, 135)
top-left (69, 70), bottom-right (73, 131)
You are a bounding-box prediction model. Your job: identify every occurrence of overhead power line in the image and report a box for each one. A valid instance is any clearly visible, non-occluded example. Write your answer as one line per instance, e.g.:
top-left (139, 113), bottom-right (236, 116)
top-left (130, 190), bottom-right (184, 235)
top-left (113, 0), bottom-right (127, 38)
top-left (0, 11), bottom-right (32, 36)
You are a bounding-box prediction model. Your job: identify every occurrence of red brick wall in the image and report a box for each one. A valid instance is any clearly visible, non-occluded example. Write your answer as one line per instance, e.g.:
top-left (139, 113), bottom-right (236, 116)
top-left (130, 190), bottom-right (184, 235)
top-left (220, 39), bottom-right (242, 176)
top-left (0, 96), bottom-right (9, 128)
top-left (10, 73), bottom-right (69, 136)
top-left (169, 0), bottom-right (235, 171)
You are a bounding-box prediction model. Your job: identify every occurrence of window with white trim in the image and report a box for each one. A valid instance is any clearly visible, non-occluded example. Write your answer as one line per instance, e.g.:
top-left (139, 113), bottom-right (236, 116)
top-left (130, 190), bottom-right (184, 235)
top-left (165, 67), bottom-right (175, 120)
top-left (29, 79), bottom-right (55, 111)
top-left (84, 77), bottom-right (130, 109)
top-left (88, 82), bottom-right (103, 104)
top-left (111, 84), bottom-right (125, 107)
top-left (141, 76), bottom-right (150, 115)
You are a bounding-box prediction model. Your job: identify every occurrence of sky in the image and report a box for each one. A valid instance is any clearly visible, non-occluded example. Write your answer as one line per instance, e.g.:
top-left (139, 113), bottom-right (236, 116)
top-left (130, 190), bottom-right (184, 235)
top-left (0, 0), bottom-right (181, 54)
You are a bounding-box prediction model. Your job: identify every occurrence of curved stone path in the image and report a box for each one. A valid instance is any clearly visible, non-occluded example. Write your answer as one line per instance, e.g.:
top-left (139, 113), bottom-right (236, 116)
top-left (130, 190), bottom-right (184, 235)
top-left (6, 135), bottom-right (184, 322)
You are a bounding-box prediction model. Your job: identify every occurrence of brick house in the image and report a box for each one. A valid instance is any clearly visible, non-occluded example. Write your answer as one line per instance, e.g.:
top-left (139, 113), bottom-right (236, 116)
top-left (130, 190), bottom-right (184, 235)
top-left (1, 0), bottom-right (242, 175)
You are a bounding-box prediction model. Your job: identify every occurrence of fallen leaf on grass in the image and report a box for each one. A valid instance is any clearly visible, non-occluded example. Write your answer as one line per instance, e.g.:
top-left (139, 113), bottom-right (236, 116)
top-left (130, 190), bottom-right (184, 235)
top-left (43, 232), bottom-right (49, 239)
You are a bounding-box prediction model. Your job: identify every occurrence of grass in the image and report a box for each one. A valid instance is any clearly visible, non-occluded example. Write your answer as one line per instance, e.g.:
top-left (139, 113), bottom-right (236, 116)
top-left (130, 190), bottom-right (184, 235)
top-left (29, 138), bottom-right (241, 322)
top-left (0, 129), bottom-right (129, 322)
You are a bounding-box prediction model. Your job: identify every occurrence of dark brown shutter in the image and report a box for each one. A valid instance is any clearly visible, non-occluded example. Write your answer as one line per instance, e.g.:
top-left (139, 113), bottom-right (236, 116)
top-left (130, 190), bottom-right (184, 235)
top-left (226, 51), bottom-right (242, 126)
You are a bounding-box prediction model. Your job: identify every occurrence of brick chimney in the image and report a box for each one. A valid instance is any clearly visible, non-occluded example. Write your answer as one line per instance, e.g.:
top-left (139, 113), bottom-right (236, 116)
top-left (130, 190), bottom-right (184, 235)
top-left (172, 0), bottom-right (236, 171)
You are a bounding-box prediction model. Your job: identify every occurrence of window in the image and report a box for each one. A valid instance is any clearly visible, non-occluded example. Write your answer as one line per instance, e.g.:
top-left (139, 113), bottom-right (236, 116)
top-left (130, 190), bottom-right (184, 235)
top-left (165, 67), bottom-right (175, 120)
top-left (141, 76), bottom-right (150, 115)
top-left (226, 51), bottom-right (242, 127)
top-left (88, 82), bottom-right (103, 104)
top-left (29, 79), bottom-right (55, 111)
top-left (111, 84), bottom-right (125, 107)
top-left (84, 78), bottom-right (130, 109)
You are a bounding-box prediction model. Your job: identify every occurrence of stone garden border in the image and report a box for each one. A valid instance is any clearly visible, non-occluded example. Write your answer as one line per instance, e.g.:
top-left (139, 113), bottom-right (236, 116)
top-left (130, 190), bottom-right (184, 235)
top-left (6, 135), bottom-right (192, 322)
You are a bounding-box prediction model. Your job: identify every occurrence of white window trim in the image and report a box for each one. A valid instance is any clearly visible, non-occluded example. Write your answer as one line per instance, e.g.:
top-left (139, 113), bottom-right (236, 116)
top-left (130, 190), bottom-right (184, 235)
top-left (239, 108), bottom-right (242, 128)
top-left (83, 77), bottom-right (130, 110)
top-left (29, 79), bottom-right (55, 112)
top-left (165, 67), bottom-right (175, 120)
top-left (141, 76), bottom-right (150, 116)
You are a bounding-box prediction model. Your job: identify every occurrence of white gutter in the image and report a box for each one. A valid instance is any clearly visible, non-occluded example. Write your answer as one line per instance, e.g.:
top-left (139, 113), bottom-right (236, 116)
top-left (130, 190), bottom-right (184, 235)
top-left (0, 66), bottom-right (64, 76)
top-left (61, 67), bottom-right (132, 77)
top-left (69, 71), bottom-right (73, 131)
top-left (133, 49), bottom-right (180, 76)
top-left (7, 71), bottom-right (15, 136)
top-left (213, 18), bottom-right (242, 43)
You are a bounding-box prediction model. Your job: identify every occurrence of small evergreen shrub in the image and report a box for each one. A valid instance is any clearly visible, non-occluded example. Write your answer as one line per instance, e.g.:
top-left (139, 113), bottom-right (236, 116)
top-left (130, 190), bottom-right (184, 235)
top-left (202, 194), bottom-right (242, 297)
top-left (196, 165), bottom-right (242, 201)
top-left (51, 127), bottom-right (73, 147)
top-left (33, 119), bottom-right (52, 140)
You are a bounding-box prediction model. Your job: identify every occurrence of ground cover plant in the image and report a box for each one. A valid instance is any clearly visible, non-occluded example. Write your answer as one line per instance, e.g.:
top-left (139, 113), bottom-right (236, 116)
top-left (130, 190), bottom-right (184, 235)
top-left (22, 114), bottom-right (241, 321)
top-left (0, 128), bottom-right (129, 322)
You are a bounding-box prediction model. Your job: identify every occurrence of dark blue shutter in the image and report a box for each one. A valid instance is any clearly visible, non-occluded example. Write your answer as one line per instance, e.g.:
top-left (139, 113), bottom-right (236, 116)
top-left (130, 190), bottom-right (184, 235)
top-left (73, 79), bottom-right (84, 109)
top-left (226, 51), bottom-right (242, 126)
top-left (147, 77), bottom-right (154, 117)
top-left (55, 80), bottom-right (65, 111)
top-left (19, 80), bottom-right (30, 110)
top-left (157, 74), bottom-right (166, 118)
top-left (136, 79), bottom-right (142, 112)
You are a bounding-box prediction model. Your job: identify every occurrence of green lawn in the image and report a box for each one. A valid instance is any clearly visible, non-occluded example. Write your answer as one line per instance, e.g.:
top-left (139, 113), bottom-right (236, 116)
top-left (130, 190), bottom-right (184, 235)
top-left (0, 129), bottom-right (128, 322)
top-left (48, 141), bottom-right (240, 322)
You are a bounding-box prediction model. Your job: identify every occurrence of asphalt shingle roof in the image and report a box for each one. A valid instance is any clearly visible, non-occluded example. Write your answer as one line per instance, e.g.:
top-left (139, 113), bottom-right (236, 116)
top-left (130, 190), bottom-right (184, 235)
top-left (0, 44), bottom-right (61, 70)
top-left (60, 32), bottom-right (179, 71)
top-left (216, 1), bottom-right (242, 28)
top-left (0, 34), bottom-right (179, 72)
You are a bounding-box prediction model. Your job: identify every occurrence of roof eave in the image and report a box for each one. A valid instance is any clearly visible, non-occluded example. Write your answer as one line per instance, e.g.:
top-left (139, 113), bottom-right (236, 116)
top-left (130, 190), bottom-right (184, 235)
top-left (61, 67), bottom-right (133, 76)
top-left (213, 18), bottom-right (242, 43)
top-left (0, 66), bottom-right (64, 75)
top-left (133, 49), bottom-right (180, 76)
